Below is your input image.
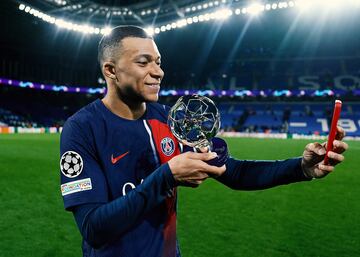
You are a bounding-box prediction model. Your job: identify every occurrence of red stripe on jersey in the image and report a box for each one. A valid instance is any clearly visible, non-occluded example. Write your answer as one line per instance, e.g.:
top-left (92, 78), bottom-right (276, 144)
top-left (162, 202), bottom-right (177, 257)
top-left (147, 119), bottom-right (180, 164)
top-left (147, 119), bottom-right (179, 257)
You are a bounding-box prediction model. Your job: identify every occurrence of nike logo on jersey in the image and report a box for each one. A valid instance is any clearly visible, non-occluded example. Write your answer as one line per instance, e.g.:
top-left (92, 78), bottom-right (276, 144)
top-left (111, 151), bottom-right (129, 164)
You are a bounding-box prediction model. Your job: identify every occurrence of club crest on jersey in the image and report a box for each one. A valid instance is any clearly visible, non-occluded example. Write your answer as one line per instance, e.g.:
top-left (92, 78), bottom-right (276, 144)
top-left (60, 151), bottom-right (83, 178)
top-left (160, 137), bottom-right (175, 156)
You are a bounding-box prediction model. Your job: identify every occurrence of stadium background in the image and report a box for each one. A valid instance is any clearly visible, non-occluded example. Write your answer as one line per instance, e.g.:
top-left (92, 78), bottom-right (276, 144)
top-left (0, 0), bottom-right (359, 256)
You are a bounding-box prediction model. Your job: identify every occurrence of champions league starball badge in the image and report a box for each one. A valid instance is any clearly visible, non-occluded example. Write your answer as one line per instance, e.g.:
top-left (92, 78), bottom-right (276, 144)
top-left (168, 95), bottom-right (228, 167)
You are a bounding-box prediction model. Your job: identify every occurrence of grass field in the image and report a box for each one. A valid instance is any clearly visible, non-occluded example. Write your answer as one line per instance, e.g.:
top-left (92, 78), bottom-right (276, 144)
top-left (0, 134), bottom-right (359, 257)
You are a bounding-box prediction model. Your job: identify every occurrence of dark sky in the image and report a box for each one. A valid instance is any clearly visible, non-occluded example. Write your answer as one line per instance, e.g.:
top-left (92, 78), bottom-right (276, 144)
top-left (1, 0), bottom-right (360, 85)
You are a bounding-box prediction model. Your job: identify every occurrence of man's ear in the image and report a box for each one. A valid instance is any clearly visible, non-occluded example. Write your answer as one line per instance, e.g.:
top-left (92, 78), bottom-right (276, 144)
top-left (103, 62), bottom-right (116, 80)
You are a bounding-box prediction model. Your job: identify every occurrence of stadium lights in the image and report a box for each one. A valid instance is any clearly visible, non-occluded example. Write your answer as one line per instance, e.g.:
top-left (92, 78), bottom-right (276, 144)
top-left (295, 0), bottom-right (360, 11)
top-left (145, 27), bottom-right (155, 36)
top-left (184, 0), bottom-right (222, 14)
top-left (148, 8), bottom-right (232, 34)
top-left (18, 4), bottom-right (111, 35)
top-left (17, 0), bottom-right (360, 37)
top-left (247, 3), bottom-right (265, 15)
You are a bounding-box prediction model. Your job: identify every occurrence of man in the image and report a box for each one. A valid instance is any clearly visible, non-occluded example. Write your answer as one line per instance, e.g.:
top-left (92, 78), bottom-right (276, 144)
top-left (60, 25), bottom-right (348, 257)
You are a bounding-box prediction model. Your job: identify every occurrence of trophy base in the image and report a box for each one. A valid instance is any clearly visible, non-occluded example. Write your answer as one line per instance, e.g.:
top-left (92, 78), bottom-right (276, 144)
top-left (206, 137), bottom-right (229, 167)
top-left (182, 138), bottom-right (228, 167)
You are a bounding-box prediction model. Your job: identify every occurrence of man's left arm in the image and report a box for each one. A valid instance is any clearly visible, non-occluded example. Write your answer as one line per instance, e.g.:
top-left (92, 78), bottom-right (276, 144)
top-left (216, 126), bottom-right (348, 190)
top-left (216, 157), bottom-right (309, 190)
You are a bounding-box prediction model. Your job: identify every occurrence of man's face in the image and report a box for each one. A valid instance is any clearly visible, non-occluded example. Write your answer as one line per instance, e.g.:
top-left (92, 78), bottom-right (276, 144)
top-left (112, 37), bottom-right (164, 103)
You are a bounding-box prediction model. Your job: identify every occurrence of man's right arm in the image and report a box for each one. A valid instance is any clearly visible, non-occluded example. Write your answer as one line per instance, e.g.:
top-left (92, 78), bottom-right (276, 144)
top-left (72, 163), bottom-right (176, 249)
top-left (61, 118), bottom-right (179, 248)
top-left (72, 151), bottom-right (224, 249)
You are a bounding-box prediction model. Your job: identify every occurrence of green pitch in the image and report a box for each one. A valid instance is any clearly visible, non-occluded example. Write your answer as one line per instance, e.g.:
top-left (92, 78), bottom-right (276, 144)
top-left (0, 134), bottom-right (359, 257)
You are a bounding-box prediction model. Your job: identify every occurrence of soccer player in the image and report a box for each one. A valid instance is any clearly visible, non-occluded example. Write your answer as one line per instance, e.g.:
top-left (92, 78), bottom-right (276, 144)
top-left (60, 26), bottom-right (348, 257)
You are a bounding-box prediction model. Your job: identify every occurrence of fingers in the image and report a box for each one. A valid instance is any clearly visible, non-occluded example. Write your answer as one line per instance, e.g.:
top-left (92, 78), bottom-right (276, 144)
top-left (318, 164), bottom-right (334, 173)
top-left (327, 151), bottom-right (345, 163)
top-left (335, 126), bottom-right (346, 140)
top-left (302, 131), bottom-right (348, 178)
top-left (333, 140), bottom-right (348, 154)
top-left (194, 172), bottom-right (209, 180)
top-left (305, 142), bottom-right (326, 156)
top-left (185, 151), bottom-right (218, 161)
top-left (169, 151), bottom-right (226, 187)
top-left (200, 163), bottom-right (226, 177)
top-left (188, 156), bottom-right (226, 177)
top-left (178, 173), bottom-right (209, 188)
top-left (198, 146), bottom-right (210, 153)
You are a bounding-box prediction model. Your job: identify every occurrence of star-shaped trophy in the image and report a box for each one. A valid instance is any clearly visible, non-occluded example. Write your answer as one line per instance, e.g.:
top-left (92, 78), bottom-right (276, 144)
top-left (168, 95), bottom-right (228, 167)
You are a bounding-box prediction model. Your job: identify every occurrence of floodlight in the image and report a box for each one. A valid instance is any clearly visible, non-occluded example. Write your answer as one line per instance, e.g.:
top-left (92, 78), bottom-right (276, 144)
top-left (295, 0), bottom-right (313, 11)
top-left (177, 19), bottom-right (187, 27)
top-left (100, 27), bottom-right (111, 35)
top-left (213, 8), bottom-right (233, 19)
top-left (145, 27), bottom-right (154, 36)
top-left (247, 3), bottom-right (265, 15)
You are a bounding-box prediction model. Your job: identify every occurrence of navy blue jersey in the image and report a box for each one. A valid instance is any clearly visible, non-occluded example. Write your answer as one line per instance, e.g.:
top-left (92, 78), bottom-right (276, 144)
top-left (60, 99), bottom-right (180, 257)
top-left (60, 99), bottom-right (310, 257)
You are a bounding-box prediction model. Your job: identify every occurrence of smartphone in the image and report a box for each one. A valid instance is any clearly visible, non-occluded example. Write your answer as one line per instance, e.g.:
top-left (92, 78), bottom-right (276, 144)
top-left (324, 100), bottom-right (342, 165)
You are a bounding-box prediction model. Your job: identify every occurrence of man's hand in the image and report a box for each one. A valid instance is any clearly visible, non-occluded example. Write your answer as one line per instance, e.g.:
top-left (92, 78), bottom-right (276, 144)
top-left (301, 126), bottom-right (348, 178)
top-left (168, 151), bottom-right (226, 187)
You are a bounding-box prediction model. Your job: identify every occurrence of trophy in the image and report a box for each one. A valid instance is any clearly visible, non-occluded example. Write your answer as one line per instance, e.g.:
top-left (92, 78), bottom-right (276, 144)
top-left (168, 95), bottom-right (228, 166)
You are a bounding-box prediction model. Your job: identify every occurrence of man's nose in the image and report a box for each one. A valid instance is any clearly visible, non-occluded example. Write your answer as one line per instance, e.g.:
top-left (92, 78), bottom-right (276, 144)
top-left (150, 63), bottom-right (164, 80)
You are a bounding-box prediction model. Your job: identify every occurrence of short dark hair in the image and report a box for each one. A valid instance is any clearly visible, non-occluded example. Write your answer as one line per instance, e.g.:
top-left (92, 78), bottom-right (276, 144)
top-left (98, 25), bottom-right (153, 67)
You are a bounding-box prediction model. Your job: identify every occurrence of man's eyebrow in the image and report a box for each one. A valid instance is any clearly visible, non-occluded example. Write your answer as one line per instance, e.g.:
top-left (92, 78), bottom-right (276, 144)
top-left (134, 54), bottom-right (161, 61)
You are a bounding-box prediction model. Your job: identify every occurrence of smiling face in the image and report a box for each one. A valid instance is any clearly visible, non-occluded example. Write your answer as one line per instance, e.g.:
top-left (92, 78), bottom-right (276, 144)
top-left (108, 37), bottom-right (164, 104)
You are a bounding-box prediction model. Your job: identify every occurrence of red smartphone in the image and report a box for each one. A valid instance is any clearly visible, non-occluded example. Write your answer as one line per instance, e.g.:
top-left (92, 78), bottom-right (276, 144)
top-left (324, 100), bottom-right (342, 165)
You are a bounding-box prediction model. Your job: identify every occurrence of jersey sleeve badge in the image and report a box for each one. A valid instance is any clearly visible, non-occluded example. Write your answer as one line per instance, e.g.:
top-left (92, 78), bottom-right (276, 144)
top-left (60, 151), bottom-right (84, 178)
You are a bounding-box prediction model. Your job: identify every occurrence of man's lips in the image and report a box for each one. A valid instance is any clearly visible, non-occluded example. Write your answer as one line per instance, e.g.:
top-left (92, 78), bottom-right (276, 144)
top-left (145, 83), bottom-right (160, 91)
top-left (145, 83), bottom-right (160, 86)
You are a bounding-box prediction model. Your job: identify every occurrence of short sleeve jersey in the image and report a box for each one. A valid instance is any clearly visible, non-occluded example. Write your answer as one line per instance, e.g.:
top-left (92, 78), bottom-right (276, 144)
top-left (60, 99), bottom-right (181, 257)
